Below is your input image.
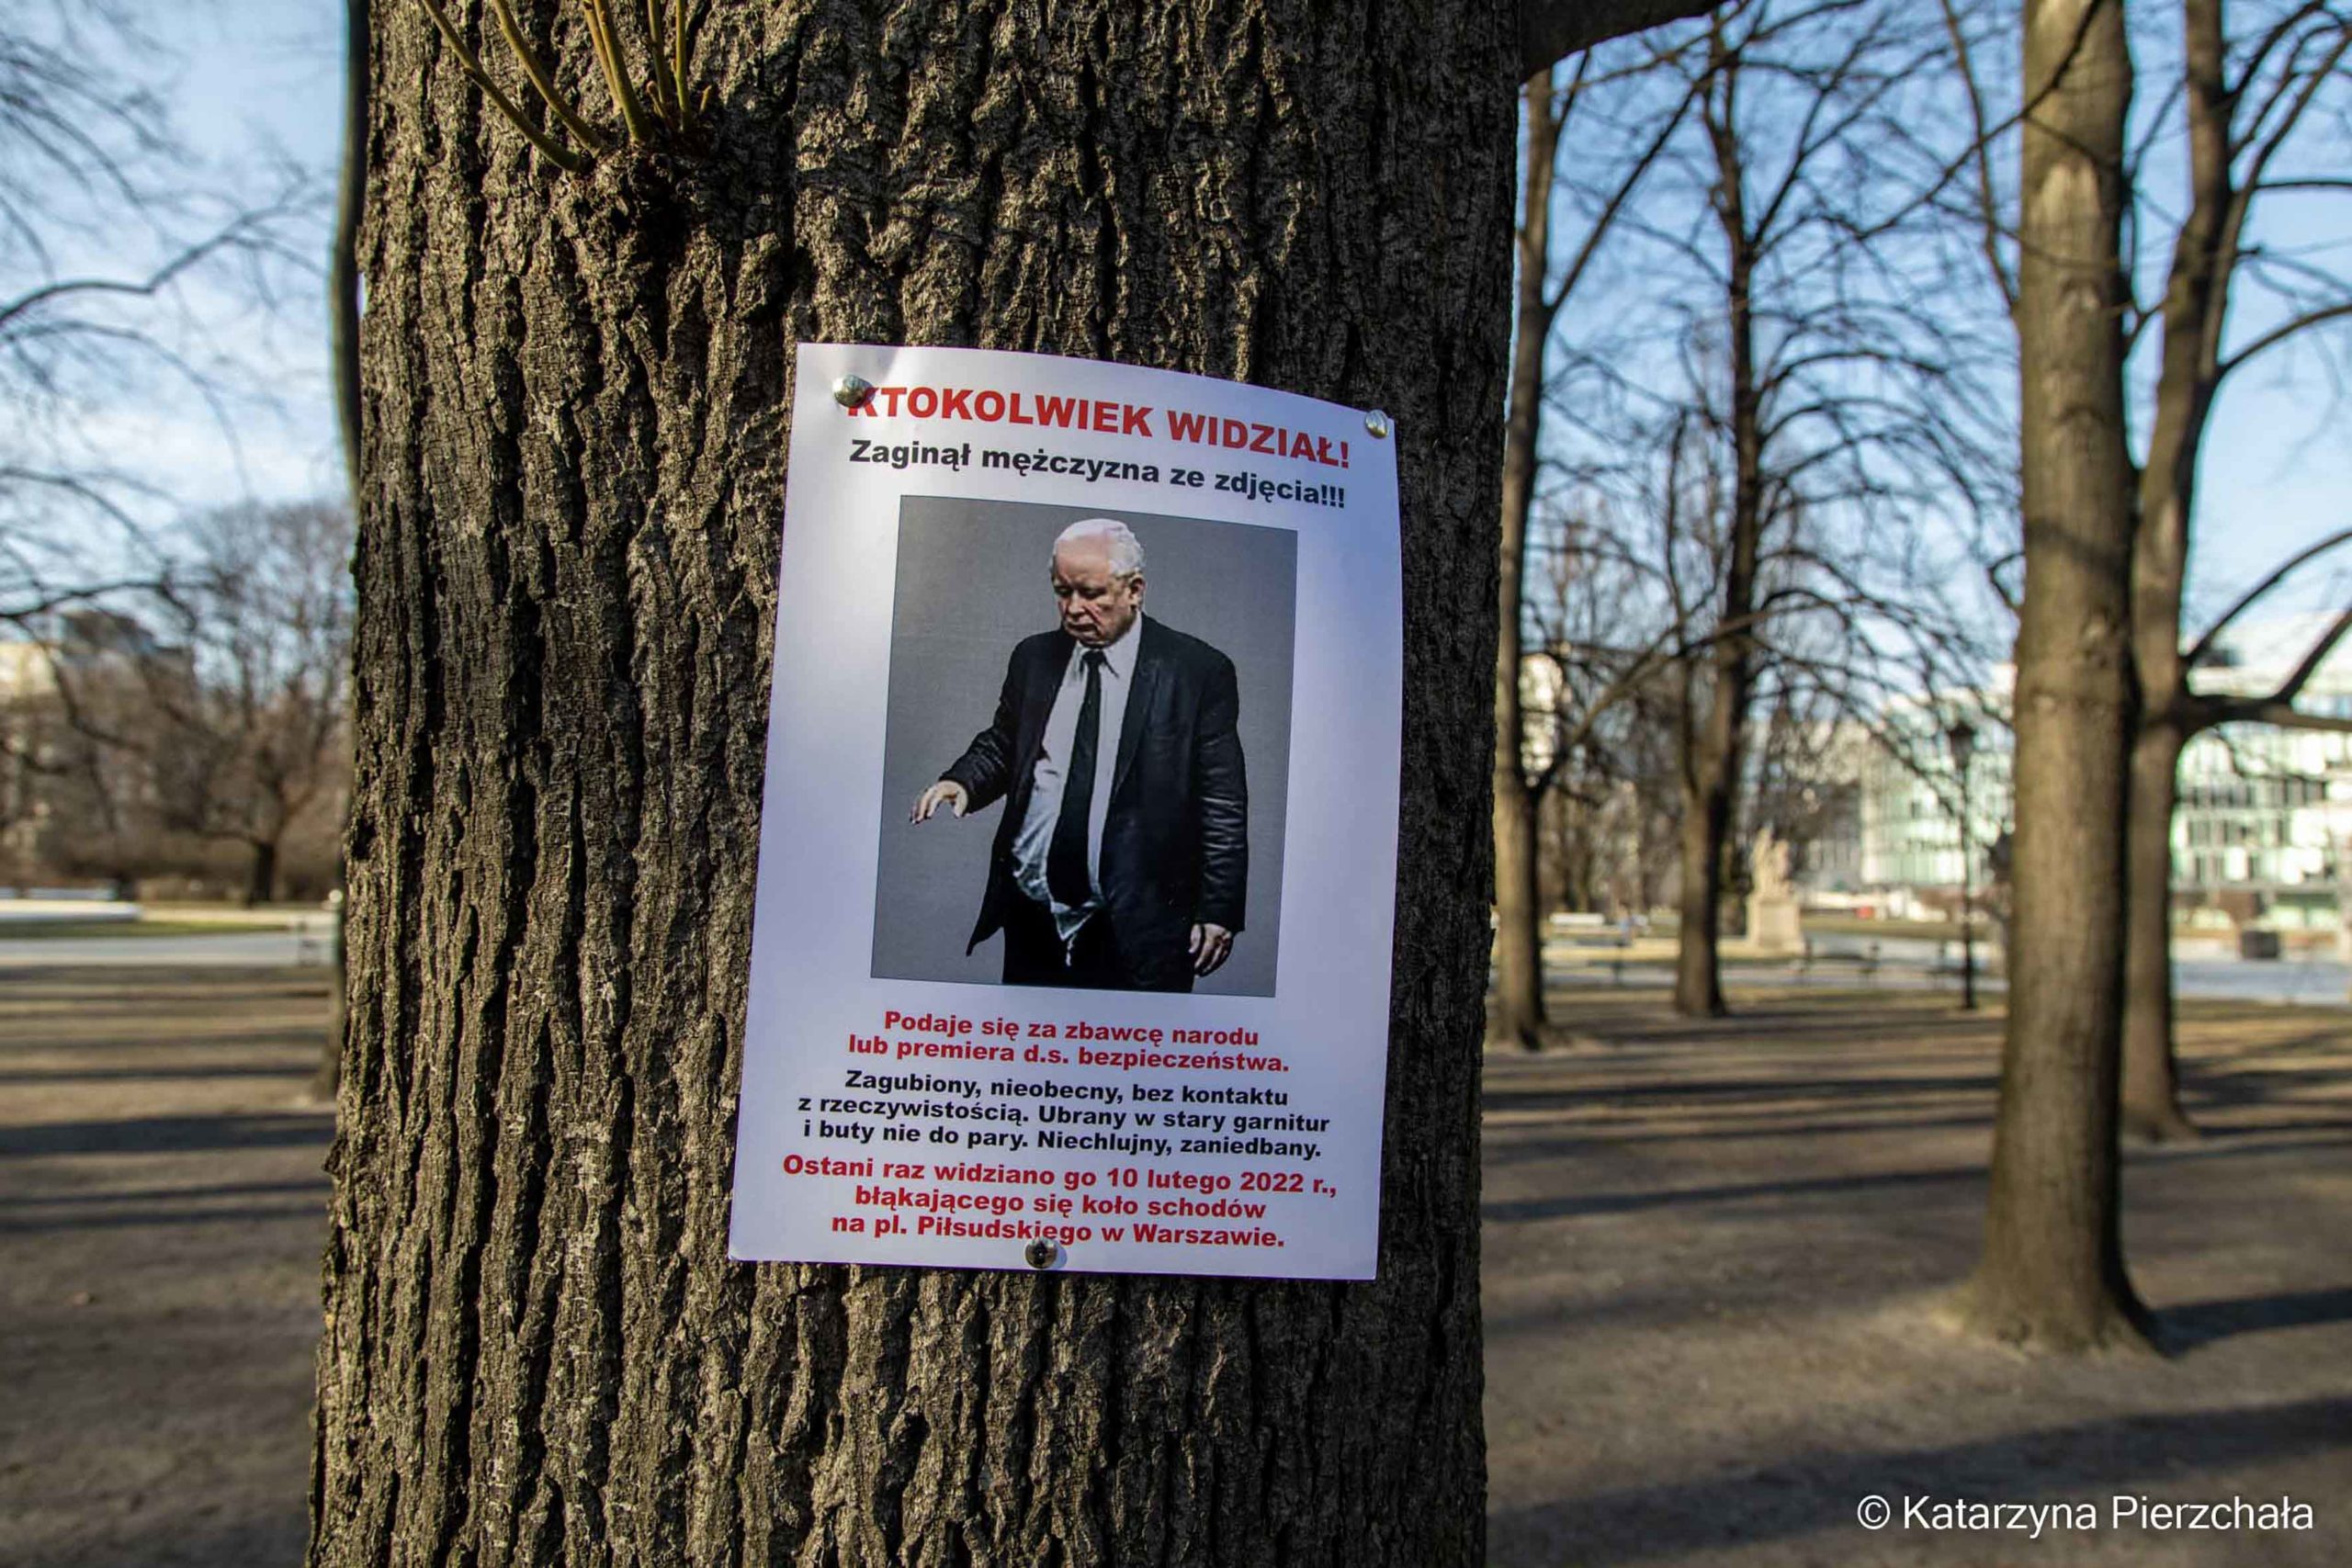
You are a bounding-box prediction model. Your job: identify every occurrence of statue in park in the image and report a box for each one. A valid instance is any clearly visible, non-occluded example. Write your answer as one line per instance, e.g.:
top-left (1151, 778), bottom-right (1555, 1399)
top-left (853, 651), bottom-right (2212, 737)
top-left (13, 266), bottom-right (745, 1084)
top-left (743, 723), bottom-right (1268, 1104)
top-left (1747, 828), bottom-right (1803, 954)
top-left (1751, 829), bottom-right (1792, 903)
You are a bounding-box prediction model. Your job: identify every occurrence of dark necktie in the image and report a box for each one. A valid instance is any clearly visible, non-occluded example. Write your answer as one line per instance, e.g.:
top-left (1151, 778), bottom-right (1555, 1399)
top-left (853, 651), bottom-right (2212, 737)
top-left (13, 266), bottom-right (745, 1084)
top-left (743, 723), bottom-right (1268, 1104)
top-left (1047, 650), bottom-right (1106, 908)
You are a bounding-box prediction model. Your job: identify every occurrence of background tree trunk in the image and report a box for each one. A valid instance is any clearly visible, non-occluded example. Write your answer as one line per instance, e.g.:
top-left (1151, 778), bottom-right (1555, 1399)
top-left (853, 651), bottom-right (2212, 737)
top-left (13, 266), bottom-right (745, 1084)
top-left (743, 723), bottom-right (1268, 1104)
top-left (1669, 31), bottom-right (1760, 1021)
top-left (2121, 722), bottom-right (2196, 1142)
top-left (2119, 0), bottom-right (2231, 1146)
top-left (1492, 76), bottom-right (1562, 1053)
top-left (1671, 773), bottom-right (1725, 1017)
top-left (246, 836), bottom-right (279, 908)
top-left (315, 0), bottom-right (371, 1104)
top-left (1954, 0), bottom-right (2151, 1352)
top-left (1493, 762), bottom-right (1547, 1045)
top-left (312, 6), bottom-right (1515, 1564)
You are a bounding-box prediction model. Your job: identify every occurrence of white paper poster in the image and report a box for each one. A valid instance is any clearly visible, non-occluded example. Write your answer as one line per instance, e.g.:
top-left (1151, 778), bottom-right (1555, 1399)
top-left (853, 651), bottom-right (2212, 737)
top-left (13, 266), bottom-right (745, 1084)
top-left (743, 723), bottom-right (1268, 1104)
top-left (727, 343), bottom-right (1403, 1279)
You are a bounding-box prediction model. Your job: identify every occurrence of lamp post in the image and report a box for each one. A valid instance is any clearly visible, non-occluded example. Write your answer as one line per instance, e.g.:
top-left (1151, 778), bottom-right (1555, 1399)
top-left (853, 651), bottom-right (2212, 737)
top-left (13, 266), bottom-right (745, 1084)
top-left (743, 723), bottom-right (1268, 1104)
top-left (1947, 717), bottom-right (1978, 1010)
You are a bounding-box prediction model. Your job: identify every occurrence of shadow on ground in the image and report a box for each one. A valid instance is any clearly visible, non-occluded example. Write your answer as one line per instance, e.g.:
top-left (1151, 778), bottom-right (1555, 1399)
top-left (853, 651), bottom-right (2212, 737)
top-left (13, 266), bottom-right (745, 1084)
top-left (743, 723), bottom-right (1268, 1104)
top-left (1484, 988), bottom-right (2352, 1567)
top-left (0, 968), bottom-right (332, 1568)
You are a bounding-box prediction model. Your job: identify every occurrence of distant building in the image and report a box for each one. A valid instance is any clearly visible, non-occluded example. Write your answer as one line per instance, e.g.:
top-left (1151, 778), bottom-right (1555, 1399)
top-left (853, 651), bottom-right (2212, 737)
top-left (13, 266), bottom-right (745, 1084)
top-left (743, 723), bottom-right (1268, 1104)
top-left (1855, 694), bottom-right (2010, 900)
top-left (0, 614), bottom-right (192, 884)
top-left (2170, 614), bottom-right (2352, 928)
top-left (1511, 613), bottom-right (2352, 926)
top-left (1848, 615), bottom-right (2352, 927)
top-left (0, 638), bottom-right (62, 701)
top-left (0, 612), bottom-right (188, 691)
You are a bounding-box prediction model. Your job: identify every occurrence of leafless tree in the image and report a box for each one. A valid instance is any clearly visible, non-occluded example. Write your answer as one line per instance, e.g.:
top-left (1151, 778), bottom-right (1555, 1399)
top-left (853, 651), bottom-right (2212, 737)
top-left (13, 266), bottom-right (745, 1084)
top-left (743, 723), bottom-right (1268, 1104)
top-left (1540, 0), bottom-right (2007, 1016)
top-left (307, 4), bottom-right (1712, 1561)
top-left (0, 5), bottom-right (325, 906)
top-left (0, 6), bottom-right (315, 640)
top-left (1930, 0), bottom-right (2352, 1143)
top-left (2118, 0), bottom-right (2352, 1141)
top-left (149, 501), bottom-right (354, 907)
top-left (1517, 405), bottom-right (1993, 992)
top-left (1523, 503), bottom-right (1691, 914)
top-left (1948, 0), bottom-right (2156, 1353)
top-left (1496, 36), bottom-right (1703, 1050)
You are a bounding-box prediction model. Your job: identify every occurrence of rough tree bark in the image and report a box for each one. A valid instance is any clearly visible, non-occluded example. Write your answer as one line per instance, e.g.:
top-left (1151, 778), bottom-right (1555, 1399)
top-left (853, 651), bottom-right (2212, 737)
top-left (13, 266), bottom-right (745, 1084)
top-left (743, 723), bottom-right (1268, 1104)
top-left (1953, 0), bottom-right (2152, 1351)
top-left (311, 3), bottom-right (1526, 1563)
top-left (1491, 76), bottom-right (1562, 1052)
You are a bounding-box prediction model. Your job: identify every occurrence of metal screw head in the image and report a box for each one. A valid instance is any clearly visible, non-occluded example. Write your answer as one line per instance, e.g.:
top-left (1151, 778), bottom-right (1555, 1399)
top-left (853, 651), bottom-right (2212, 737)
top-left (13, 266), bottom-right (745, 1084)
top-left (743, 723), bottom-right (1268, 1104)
top-left (1024, 1238), bottom-right (1061, 1270)
top-left (832, 373), bottom-right (875, 409)
top-left (1363, 409), bottom-right (1392, 439)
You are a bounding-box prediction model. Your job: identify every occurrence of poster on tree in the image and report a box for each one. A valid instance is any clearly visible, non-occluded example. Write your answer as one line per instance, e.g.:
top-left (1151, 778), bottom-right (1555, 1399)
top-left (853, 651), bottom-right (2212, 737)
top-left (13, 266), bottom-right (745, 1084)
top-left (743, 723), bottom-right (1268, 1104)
top-left (728, 343), bottom-right (1403, 1280)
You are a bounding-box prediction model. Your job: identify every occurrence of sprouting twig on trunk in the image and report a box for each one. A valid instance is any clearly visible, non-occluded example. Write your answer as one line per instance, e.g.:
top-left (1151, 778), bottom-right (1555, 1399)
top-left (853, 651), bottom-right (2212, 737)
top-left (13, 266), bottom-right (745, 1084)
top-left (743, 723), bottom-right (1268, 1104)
top-left (410, 0), bottom-right (715, 174)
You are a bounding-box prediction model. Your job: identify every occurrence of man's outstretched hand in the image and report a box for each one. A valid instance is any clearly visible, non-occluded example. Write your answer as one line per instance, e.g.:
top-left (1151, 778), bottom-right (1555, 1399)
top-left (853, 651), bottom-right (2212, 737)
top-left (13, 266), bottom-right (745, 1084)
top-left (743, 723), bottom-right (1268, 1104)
top-left (1190, 922), bottom-right (1233, 976)
top-left (910, 780), bottom-right (969, 822)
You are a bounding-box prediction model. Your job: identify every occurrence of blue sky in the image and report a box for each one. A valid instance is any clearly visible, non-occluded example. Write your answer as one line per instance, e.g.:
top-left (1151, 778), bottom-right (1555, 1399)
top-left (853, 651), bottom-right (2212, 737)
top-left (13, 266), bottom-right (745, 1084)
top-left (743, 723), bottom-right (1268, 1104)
top-left (70, 3), bottom-right (2352, 631)
top-left (132, 2), bottom-right (347, 510)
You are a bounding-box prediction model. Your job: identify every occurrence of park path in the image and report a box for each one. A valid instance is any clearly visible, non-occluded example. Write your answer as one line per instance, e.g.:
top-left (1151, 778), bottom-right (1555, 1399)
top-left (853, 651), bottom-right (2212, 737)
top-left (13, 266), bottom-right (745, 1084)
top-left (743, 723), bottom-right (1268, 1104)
top-left (2, 972), bottom-right (2346, 1565)
top-left (0, 918), bottom-right (336, 969)
top-left (1541, 930), bottom-right (2352, 1007)
top-left (0, 969), bottom-right (332, 1568)
top-left (1485, 989), bottom-right (2352, 1566)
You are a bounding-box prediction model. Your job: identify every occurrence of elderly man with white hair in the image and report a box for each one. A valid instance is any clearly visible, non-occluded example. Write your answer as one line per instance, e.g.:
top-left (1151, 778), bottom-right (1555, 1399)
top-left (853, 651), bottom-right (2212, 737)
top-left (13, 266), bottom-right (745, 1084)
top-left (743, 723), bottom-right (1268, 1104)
top-left (912, 516), bottom-right (1248, 991)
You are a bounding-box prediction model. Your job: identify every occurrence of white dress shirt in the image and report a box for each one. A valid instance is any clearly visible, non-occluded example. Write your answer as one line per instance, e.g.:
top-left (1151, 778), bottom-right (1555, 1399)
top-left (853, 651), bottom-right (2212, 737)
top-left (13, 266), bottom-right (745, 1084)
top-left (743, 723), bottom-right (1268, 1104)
top-left (1012, 612), bottom-right (1142, 944)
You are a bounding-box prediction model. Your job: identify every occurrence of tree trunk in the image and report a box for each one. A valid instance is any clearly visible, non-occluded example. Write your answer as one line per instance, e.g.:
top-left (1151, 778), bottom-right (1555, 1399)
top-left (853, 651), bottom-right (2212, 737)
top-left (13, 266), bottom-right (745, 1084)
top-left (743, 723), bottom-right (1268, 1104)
top-left (1672, 771), bottom-right (1725, 1017)
top-left (1668, 32), bottom-right (1759, 1022)
top-left (2120, 0), bottom-right (2233, 1147)
top-left (316, 0), bottom-right (370, 1108)
top-left (312, 6), bottom-right (1515, 1565)
top-left (331, 0), bottom-right (368, 521)
top-left (312, 877), bottom-right (348, 1104)
top-left (2121, 722), bottom-right (2198, 1142)
top-left (1493, 767), bottom-right (1548, 1047)
top-left (246, 835), bottom-right (279, 908)
top-left (1491, 77), bottom-right (1562, 1053)
top-left (1953, 0), bottom-right (2151, 1352)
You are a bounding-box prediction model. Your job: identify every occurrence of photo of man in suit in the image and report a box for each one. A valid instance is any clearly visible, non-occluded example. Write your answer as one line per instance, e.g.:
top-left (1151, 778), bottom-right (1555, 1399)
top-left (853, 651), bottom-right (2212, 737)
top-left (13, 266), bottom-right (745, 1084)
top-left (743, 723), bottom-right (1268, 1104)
top-left (909, 517), bottom-right (1248, 991)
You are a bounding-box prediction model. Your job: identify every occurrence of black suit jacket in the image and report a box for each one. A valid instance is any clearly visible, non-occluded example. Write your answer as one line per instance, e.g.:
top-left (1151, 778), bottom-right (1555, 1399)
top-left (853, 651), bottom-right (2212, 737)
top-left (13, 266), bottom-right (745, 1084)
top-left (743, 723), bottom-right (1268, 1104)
top-left (941, 616), bottom-right (1248, 987)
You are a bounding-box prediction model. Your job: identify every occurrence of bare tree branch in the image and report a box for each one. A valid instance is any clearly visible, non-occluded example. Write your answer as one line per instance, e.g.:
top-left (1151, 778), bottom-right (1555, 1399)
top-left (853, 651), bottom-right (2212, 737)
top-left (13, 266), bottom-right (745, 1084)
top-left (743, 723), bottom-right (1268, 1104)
top-left (2267, 604), bottom-right (2352, 706)
top-left (2197, 698), bottom-right (2352, 735)
top-left (1523, 0), bottom-right (1719, 80)
top-left (2185, 526), bottom-right (2352, 665)
top-left (2215, 298), bottom-right (2352, 383)
top-left (1936, 0), bottom-right (2018, 311)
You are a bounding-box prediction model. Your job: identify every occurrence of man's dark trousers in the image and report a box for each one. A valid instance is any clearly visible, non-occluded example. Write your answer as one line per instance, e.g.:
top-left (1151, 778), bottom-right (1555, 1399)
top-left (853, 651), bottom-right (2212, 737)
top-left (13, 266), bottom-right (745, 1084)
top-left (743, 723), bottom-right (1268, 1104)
top-left (999, 897), bottom-right (1196, 993)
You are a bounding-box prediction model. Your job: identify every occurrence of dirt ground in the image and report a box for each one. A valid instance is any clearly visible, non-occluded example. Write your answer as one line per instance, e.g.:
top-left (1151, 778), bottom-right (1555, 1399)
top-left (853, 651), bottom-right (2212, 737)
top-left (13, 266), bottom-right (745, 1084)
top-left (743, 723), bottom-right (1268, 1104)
top-left (1486, 988), bottom-right (2352, 1567)
top-left (2, 970), bottom-right (2346, 1566)
top-left (0, 968), bottom-right (332, 1568)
